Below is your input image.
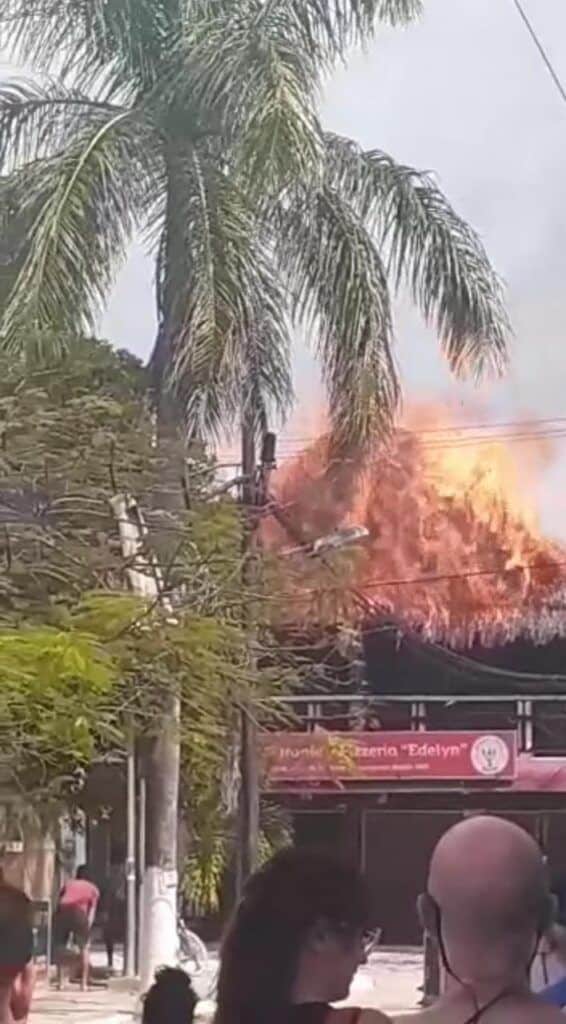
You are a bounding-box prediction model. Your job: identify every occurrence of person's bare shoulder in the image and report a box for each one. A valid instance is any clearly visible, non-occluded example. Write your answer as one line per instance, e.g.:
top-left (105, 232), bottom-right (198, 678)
top-left (358, 1010), bottom-right (393, 1024)
top-left (494, 1006), bottom-right (566, 1024)
top-left (328, 1009), bottom-right (393, 1024)
top-left (391, 1012), bottom-right (435, 1024)
top-left (392, 1005), bottom-right (566, 1024)
top-left (525, 1005), bottom-right (566, 1023)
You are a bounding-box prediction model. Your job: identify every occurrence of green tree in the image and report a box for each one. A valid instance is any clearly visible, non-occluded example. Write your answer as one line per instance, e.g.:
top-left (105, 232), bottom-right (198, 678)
top-left (0, 0), bottom-right (508, 449)
top-left (0, 338), bottom-right (269, 809)
top-left (0, 337), bottom-right (299, 927)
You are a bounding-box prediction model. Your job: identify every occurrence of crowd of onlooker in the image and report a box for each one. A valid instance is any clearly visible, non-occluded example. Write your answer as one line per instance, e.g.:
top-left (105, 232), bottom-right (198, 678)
top-left (1, 815), bottom-right (566, 1023)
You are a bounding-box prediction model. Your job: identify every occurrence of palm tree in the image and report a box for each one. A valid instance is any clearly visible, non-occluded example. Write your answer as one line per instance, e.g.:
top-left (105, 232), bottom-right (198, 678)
top-left (0, 0), bottom-right (510, 978)
top-left (0, 0), bottom-right (508, 449)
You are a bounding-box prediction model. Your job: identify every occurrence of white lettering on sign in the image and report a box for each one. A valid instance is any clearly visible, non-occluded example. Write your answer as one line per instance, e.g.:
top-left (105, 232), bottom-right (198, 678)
top-left (401, 741), bottom-right (468, 759)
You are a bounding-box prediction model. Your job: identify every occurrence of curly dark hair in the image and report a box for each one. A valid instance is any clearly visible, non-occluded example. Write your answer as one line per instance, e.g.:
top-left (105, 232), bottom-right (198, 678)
top-left (214, 847), bottom-right (369, 1024)
top-left (142, 967), bottom-right (197, 1024)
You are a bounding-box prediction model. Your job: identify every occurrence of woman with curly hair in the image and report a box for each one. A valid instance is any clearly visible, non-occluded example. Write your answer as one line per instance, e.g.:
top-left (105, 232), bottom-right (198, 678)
top-left (215, 848), bottom-right (390, 1024)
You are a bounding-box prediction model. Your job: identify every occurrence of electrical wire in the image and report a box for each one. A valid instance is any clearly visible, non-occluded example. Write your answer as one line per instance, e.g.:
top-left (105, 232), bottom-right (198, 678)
top-left (266, 434), bottom-right (566, 460)
top-left (512, 0), bottom-right (566, 107)
top-left (266, 416), bottom-right (566, 443)
top-left (287, 558), bottom-right (566, 596)
top-left (218, 416), bottom-right (566, 462)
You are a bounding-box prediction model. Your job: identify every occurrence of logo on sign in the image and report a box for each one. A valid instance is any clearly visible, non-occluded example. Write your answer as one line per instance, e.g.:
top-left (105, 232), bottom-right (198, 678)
top-left (470, 735), bottom-right (510, 776)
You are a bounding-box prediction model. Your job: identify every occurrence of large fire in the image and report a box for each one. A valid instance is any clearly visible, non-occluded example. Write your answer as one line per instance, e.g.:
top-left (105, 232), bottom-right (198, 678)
top-left (265, 408), bottom-right (566, 647)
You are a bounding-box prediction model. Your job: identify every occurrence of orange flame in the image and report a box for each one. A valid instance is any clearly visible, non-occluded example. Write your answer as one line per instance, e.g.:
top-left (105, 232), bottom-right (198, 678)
top-left (266, 407), bottom-right (566, 647)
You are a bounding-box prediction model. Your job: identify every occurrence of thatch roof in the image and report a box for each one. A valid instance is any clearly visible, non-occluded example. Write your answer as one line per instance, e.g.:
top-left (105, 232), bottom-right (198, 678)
top-left (363, 625), bottom-right (566, 696)
top-left (368, 592), bottom-right (566, 651)
top-left (268, 427), bottom-right (566, 654)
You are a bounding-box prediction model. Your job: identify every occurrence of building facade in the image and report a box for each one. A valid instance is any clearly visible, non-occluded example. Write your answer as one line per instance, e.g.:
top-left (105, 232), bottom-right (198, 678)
top-left (262, 628), bottom-right (566, 945)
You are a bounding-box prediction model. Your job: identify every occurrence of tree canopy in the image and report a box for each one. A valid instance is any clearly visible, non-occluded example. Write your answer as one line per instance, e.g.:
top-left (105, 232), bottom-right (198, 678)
top-left (0, 339), bottom-right (278, 829)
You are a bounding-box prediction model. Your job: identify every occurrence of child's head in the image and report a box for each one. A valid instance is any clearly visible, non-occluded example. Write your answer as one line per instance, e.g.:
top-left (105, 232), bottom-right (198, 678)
top-left (142, 967), bottom-right (197, 1024)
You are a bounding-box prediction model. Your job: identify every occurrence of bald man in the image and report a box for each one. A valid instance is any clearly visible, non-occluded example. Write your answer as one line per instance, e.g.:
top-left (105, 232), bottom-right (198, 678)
top-left (394, 816), bottom-right (564, 1024)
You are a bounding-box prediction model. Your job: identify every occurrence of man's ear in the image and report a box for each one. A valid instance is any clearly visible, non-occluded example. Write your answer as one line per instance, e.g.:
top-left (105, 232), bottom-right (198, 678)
top-left (418, 893), bottom-right (438, 940)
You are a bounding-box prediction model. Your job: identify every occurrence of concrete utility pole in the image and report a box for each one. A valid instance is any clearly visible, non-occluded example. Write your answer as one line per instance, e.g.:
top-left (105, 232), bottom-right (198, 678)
top-left (125, 727), bottom-right (136, 979)
top-left (109, 494), bottom-right (178, 991)
top-left (236, 428), bottom-right (276, 893)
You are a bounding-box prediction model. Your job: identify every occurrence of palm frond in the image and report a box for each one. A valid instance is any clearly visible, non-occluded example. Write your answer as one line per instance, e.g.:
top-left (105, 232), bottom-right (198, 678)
top-left (277, 183), bottom-right (398, 449)
top-left (163, 152), bottom-right (292, 440)
top-left (180, 2), bottom-right (322, 192)
top-left (0, 111), bottom-right (163, 353)
top-left (0, 78), bottom-right (124, 171)
top-left (285, 0), bottom-right (422, 63)
top-left (239, 272), bottom-right (294, 440)
top-left (326, 133), bottom-right (510, 378)
top-left (1, 0), bottom-right (174, 93)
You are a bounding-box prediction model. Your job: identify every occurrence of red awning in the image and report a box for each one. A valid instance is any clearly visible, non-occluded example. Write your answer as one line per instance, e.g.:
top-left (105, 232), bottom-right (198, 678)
top-left (512, 754), bottom-right (566, 792)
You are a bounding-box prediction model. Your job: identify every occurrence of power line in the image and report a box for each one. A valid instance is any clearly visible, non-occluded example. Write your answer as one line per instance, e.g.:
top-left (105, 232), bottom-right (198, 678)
top-left (222, 427), bottom-right (566, 463)
top-left (357, 559), bottom-right (566, 592)
top-left (512, 0), bottom-right (566, 108)
top-left (219, 415), bottom-right (566, 460)
top-left (418, 428), bottom-right (566, 451)
top-left (275, 416), bottom-right (566, 442)
top-left (290, 558), bottom-right (566, 597)
top-left (275, 429), bottom-right (566, 453)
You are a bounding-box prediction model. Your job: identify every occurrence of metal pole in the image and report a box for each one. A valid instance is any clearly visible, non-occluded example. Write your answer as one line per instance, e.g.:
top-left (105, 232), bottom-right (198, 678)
top-left (236, 431), bottom-right (277, 896)
top-left (137, 774), bottom-right (146, 975)
top-left (236, 420), bottom-right (260, 896)
top-left (125, 731), bottom-right (137, 978)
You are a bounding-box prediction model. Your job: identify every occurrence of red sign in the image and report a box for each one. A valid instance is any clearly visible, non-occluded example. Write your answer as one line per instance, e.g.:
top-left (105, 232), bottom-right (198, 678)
top-left (261, 731), bottom-right (517, 787)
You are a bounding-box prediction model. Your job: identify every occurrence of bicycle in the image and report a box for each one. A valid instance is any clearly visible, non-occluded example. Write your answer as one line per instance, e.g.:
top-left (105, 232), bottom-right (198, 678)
top-left (177, 917), bottom-right (209, 977)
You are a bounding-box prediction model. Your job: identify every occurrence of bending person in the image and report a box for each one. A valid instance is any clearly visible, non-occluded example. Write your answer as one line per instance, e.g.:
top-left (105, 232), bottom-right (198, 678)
top-left (397, 815), bottom-right (564, 1024)
top-left (214, 847), bottom-right (391, 1024)
top-left (54, 865), bottom-right (99, 991)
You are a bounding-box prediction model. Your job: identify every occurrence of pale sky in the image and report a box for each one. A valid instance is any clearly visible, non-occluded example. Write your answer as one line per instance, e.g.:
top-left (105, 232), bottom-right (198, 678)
top-left (2, 0), bottom-right (566, 534)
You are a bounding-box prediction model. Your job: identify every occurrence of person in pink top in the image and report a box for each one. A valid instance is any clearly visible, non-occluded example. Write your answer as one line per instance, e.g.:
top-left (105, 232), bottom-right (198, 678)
top-left (54, 866), bottom-right (99, 991)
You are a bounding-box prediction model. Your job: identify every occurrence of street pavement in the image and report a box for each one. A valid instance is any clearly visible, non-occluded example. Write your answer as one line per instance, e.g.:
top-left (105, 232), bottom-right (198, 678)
top-left (348, 948), bottom-right (422, 1015)
top-left (29, 982), bottom-right (139, 1024)
top-left (29, 948), bottom-right (423, 1023)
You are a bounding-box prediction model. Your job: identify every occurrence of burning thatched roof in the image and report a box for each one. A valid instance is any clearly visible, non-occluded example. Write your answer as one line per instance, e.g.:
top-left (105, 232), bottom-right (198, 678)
top-left (264, 412), bottom-right (566, 651)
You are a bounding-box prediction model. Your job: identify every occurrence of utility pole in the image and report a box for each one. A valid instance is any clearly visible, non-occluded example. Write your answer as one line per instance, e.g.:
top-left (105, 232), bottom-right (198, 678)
top-left (109, 494), bottom-right (178, 990)
top-left (125, 726), bottom-right (137, 978)
top-left (236, 426), bottom-right (276, 894)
